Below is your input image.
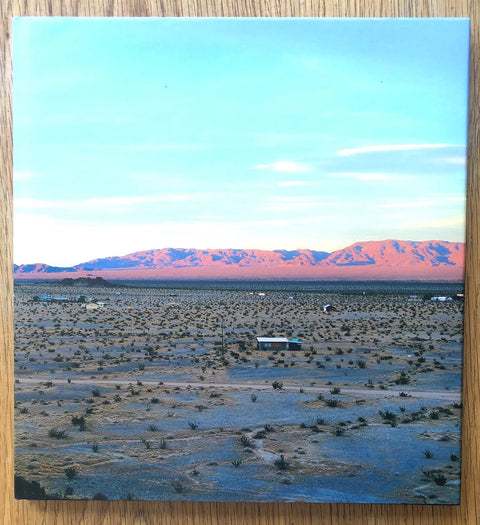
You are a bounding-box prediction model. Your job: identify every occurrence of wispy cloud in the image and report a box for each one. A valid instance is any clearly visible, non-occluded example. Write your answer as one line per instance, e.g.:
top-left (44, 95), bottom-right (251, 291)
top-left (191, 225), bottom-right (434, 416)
top-left (84, 195), bottom-right (195, 206)
top-left (379, 200), bottom-right (440, 209)
top-left (265, 195), bottom-right (340, 211)
top-left (121, 144), bottom-right (205, 152)
top-left (328, 172), bottom-right (397, 182)
top-left (14, 194), bottom-right (197, 211)
top-left (337, 144), bottom-right (455, 157)
top-left (403, 216), bottom-right (466, 229)
top-left (254, 161), bottom-right (312, 173)
top-left (380, 195), bottom-right (466, 209)
top-left (439, 156), bottom-right (467, 167)
top-left (277, 181), bottom-right (311, 187)
top-left (14, 171), bottom-right (37, 181)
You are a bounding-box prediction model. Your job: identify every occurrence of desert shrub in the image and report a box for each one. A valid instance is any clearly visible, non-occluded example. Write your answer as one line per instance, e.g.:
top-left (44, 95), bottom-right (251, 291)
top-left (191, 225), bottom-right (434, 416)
top-left (15, 476), bottom-right (49, 500)
top-left (274, 454), bottom-right (289, 470)
top-left (48, 428), bottom-right (67, 439)
top-left (92, 492), bottom-right (108, 500)
top-left (272, 380), bottom-right (283, 390)
top-left (171, 480), bottom-right (184, 493)
top-left (431, 472), bottom-right (447, 486)
top-left (239, 435), bottom-right (254, 447)
top-left (231, 458), bottom-right (243, 467)
top-left (330, 387), bottom-right (341, 395)
top-left (250, 394), bottom-right (257, 403)
top-left (91, 388), bottom-right (101, 397)
top-left (378, 410), bottom-right (398, 427)
top-left (147, 424), bottom-right (159, 432)
top-left (188, 421), bottom-right (198, 430)
top-left (65, 467), bottom-right (78, 480)
top-left (71, 416), bottom-right (86, 431)
top-left (325, 399), bottom-right (339, 408)
top-left (394, 371), bottom-right (411, 385)
top-left (91, 443), bottom-right (99, 453)
top-left (424, 449), bottom-right (434, 459)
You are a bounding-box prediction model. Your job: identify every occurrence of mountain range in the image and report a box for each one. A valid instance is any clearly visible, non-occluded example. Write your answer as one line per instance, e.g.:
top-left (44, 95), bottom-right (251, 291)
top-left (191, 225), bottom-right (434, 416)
top-left (14, 240), bottom-right (465, 281)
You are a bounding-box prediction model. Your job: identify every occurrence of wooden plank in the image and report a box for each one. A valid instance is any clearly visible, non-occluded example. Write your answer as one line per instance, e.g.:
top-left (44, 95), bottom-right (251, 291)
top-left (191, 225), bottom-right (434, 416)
top-left (1, 1), bottom-right (478, 524)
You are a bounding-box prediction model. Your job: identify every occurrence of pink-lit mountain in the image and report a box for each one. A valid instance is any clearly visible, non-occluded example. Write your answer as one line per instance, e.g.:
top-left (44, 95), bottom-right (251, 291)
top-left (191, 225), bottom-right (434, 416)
top-left (14, 240), bottom-right (465, 281)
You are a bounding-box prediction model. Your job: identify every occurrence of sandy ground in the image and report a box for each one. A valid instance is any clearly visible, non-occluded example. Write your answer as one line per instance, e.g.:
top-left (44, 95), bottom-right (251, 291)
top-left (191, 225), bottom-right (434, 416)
top-left (14, 283), bottom-right (463, 503)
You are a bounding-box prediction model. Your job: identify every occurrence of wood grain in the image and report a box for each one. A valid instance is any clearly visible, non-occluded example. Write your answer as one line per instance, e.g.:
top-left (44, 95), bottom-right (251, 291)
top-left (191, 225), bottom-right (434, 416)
top-left (1, 1), bottom-right (478, 524)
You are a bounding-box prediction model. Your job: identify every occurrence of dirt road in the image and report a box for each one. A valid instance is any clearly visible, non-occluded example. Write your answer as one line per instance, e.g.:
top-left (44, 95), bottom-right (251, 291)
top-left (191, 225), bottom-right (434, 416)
top-left (16, 376), bottom-right (461, 401)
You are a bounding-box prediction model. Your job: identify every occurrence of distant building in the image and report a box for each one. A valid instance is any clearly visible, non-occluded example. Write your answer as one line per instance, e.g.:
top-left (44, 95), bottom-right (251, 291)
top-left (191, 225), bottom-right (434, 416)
top-left (37, 295), bottom-right (69, 303)
top-left (256, 337), bottom-right (303, 351)
top-left (256, 337), bottom-right (289, 351)
top-left (84, 303), bottom-right (100, 310)
top-left (323, 304), bottom-right (334, 313)
top-left (430, 296), bottom-right (453, 302)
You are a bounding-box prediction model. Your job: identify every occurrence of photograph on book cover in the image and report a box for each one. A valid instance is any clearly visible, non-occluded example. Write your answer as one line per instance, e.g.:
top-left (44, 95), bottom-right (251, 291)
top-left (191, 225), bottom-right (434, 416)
top-left (12, 17), bottom-right (469, 503)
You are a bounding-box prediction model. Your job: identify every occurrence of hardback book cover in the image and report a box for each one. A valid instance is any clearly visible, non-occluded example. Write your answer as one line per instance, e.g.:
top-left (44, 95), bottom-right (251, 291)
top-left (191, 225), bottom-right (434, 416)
top-left (13, 17), bottom-right (469, 503)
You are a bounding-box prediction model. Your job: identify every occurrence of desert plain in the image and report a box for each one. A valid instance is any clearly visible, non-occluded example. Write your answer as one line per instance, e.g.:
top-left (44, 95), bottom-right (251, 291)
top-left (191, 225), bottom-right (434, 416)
top-left (13, 280), bottom-right (463, 503)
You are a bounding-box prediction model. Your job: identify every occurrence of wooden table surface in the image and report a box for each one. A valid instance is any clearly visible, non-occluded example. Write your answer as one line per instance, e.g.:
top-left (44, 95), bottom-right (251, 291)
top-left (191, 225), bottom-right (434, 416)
top-left (1, 1), bottom-right (478, 524)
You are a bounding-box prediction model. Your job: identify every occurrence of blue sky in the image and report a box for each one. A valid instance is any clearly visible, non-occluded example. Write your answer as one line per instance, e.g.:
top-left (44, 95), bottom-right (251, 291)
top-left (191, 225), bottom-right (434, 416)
top-left (13, 17), bottom-right (470, 266)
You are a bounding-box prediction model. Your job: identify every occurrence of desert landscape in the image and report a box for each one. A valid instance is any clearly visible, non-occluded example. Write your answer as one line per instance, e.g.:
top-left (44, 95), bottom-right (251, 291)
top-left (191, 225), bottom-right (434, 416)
top-left (14, 279), bottom-right (463, 503)
top-left (12, 16), bottom-right (469, 506)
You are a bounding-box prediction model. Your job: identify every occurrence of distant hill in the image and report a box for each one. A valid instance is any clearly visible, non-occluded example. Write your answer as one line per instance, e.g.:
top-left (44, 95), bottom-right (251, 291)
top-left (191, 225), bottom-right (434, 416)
top-left (52, 277), bottom-right (126, 288)
top-left (14, 240), bottom-right (465, 281)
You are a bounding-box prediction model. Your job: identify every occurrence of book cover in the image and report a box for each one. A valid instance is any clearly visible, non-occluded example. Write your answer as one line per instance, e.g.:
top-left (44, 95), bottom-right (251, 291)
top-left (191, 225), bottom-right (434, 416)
top-left (13, 17), bottom-right (469, 503)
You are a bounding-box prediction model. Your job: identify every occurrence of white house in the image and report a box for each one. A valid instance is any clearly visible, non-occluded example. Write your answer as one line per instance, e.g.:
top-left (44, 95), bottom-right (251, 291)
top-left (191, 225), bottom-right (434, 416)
top-left (256, 337), bottom-right (303, 351)
top-left (256, 337), bottom-right (289, 351)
